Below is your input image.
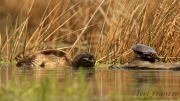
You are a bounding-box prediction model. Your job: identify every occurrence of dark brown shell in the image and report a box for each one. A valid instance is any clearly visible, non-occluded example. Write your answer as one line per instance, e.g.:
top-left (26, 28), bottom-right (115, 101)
top-left (131, 44), bottom-right (157, 55)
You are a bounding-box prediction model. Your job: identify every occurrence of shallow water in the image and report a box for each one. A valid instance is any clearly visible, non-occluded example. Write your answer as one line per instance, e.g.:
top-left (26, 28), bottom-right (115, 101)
top-left (0, 64), bottom-right (180, 101)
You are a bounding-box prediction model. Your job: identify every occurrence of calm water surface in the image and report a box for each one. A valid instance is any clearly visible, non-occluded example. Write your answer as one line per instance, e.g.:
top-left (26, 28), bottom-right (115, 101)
top-left (0, 64), bottom-right (180, 101)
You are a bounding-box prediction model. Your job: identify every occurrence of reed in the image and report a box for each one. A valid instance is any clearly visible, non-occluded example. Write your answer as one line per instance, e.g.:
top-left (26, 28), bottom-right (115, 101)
top-left (0, 0), bottom-right (179, 63)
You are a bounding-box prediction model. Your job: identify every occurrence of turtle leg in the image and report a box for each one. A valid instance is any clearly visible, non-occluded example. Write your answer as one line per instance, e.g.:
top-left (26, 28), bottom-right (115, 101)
top-left (156, 57), bottom-right (161, 62)
top-left (151, 54), bottom-right (161, 62)
top-left (40, 62), bottom-right (46, 67)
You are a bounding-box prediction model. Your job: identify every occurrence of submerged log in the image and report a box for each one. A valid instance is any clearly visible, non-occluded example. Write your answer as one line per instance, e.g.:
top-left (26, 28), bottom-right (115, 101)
top-left (122, 57), bottom-right (180, 70)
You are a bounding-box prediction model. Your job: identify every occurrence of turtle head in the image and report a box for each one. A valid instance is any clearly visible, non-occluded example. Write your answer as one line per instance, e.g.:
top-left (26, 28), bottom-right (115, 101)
top-left (151, 53), bottom-right (161, 62)
top-left (72, 53), bottom-right (96, 69)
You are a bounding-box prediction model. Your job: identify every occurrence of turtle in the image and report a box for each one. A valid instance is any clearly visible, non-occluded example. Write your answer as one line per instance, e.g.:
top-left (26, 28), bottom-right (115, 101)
top-left (71, 53), bottom-right (96, 69)
top-left (131, 44), bottom-right (161, 62)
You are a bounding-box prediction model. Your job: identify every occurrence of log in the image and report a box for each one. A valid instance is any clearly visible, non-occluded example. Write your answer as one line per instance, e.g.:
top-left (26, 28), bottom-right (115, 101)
top-left (121, 57), bottom-right (180, 70)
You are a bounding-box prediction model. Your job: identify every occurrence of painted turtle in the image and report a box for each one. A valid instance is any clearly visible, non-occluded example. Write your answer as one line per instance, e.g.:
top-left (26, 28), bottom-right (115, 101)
top-left (131, 44), bottom-right (161, 62)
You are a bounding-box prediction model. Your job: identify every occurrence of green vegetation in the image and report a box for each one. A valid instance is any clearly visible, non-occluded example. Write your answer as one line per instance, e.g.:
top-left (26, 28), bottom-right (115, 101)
top-left (0, 69), bottom-right (89, 101)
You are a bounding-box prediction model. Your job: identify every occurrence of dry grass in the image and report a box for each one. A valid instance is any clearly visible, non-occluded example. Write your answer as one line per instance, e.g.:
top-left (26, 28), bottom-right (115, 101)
top-left (0, 0), bottom-right (179, 64)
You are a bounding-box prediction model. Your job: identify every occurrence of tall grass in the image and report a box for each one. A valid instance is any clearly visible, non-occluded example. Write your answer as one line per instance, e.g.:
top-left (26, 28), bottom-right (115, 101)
top-left (0, 0), bottom-right (179, 63)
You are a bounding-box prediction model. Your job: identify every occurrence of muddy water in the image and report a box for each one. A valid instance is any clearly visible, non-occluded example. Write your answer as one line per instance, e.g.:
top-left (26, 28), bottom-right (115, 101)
top-left (0, 64), bottom-right (180, 101)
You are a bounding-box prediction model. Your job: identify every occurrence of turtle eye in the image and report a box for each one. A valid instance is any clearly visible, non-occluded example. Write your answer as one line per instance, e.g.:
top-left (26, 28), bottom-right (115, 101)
top-left (151, 54), bottom-right (156, 57)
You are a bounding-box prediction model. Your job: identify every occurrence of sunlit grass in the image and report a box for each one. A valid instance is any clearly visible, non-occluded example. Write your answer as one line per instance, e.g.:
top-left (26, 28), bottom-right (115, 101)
top-left (0, 0), bottom-right (179, 63)
top-left (0, 1), bottom-right (179, 101)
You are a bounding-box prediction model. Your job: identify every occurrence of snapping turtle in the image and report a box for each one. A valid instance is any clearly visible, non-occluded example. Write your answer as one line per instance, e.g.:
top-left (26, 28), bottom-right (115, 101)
top-left (131, 44), bottom-right (161, 62)
top-left (16, 50), bottom-right (96, 69)
top-left (72, 53), bottom-right (96, 69)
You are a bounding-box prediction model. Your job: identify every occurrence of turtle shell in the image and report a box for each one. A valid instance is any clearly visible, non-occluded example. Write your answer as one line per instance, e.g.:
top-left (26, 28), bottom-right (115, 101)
top-left (131, 44), bottom-right (157, 56)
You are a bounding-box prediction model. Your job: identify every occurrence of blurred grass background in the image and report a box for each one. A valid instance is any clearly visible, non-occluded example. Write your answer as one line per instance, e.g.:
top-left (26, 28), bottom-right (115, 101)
top-left (0, 0), bottom-right (179, 64)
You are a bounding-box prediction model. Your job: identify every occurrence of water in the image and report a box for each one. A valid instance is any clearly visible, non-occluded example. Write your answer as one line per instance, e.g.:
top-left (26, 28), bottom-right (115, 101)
top-left (0, 64), bottom-right (180, 101)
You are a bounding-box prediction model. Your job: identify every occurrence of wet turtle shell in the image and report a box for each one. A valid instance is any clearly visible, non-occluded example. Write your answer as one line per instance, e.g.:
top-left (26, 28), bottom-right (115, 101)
top-left (131, 44), bottom-right (161, 61)
top-left (16, 49), bottom-right (72, 68)
top-left (72, 53), bottom-right (96, 69)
